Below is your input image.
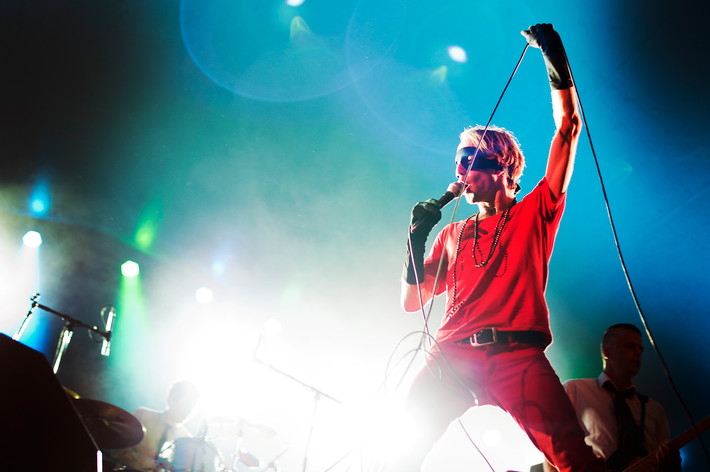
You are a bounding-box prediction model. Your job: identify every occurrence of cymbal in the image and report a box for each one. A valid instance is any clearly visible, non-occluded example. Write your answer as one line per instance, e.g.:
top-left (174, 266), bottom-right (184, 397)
top-left (207, 416), bottom-right (277, 438)
top-left (72, 398), bottom-right (144, 450)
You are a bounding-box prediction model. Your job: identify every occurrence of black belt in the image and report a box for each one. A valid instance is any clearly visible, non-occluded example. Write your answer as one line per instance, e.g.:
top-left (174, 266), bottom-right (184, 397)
top-left (458, 328), bottom-right (547, 348)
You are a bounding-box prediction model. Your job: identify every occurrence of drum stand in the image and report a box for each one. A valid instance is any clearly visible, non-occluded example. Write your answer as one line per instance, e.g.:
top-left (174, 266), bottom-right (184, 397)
top-left (224, 422), bottom-right (260, 472)
top-left (14, 294), bottom-right (112, 374)
top-left (231, 425), bottom-right (245, 472)
top-left (260, 446), bottom-right (289, 472)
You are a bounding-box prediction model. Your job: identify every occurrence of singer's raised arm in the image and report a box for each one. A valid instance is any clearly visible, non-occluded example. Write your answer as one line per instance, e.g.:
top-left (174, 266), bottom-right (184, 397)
top-left (545, 86), bottom-right (581, 200)
top-left (521, 23), bottom-right (581, 200)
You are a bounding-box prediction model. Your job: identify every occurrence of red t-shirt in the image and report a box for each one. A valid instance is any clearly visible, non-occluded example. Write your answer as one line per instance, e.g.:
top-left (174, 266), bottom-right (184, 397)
top-left (424, 178), bottom-right (565, 346)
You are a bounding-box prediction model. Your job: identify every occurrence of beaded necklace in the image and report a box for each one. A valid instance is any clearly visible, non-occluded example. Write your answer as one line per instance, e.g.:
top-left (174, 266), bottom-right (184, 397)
top-left (449, 202), bottom-right (514, 317)
top-left (472, 208), bottom-right (511, 268)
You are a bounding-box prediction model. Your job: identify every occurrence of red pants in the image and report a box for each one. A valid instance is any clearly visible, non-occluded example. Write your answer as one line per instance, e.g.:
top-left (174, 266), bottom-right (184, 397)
top-left (401, 341), bottom-right (605, 472)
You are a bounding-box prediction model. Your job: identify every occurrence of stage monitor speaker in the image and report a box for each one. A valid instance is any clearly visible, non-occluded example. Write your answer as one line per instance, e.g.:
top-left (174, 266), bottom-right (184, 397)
top-left (0, 333), bottom-right (101, 472)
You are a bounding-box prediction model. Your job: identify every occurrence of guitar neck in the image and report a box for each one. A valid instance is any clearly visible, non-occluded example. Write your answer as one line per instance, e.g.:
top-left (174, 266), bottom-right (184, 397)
top-left (669, 415), bottom-right (710, 450)
top-left (624, 415), bottom-right (710, 472)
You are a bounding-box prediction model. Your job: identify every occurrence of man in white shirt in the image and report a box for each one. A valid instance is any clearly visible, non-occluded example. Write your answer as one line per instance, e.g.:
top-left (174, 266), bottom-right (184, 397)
top-left (547, 324), bottom-right (681, 472)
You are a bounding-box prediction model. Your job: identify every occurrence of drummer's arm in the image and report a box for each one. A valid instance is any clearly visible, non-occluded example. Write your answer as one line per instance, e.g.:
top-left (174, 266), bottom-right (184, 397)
top-left (130, 409), bottom-right (161, 469)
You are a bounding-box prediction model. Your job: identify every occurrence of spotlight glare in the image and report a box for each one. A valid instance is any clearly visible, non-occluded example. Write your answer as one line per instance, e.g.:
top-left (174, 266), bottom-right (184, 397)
top-left (22, 231), bottom-right (42, 248)
top-left (263, 318), bottom-right (282, 338)
top-left (286, 0), bottom-right (305, 6)
top-left (121, 260), bottom-right (140, 278)
top-left (431, 65), bottom-right (448, 84)
top-left (483, 428), bottom-right (502, 447)
top-left (210, 260), bottom-right (226, 277)
top-left (290, 16), bottom-right (311, 40)
top-left (447, 45), bottom-right (468, 63)
top-left (195, 286), bottom-right (214, 304)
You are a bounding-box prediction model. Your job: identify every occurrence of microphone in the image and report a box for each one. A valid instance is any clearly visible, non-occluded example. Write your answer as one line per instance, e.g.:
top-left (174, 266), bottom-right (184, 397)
top-left (100, 305), bottom-right (117, 357)
top-left (436, 181), bottom-right (464, 209)
top-left (410, 182), bottom-right (464, 232)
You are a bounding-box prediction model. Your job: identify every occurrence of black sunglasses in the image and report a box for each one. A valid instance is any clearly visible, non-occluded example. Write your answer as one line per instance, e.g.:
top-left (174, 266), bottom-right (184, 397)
top-left (455, 146), bottom-right (504, 172)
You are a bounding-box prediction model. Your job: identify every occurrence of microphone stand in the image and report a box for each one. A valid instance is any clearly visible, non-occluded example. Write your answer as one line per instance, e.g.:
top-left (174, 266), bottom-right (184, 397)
top-left (13, 293), bottom-right (40, 342)
top-left (254, 358), bottom-right (341, 472)
top-left (14, 294), bottom-right (112, 374)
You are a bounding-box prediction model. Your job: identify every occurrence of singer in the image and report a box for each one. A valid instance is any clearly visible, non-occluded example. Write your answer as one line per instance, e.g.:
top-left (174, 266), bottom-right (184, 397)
top-left (397, 24), bottom-right (605, 472)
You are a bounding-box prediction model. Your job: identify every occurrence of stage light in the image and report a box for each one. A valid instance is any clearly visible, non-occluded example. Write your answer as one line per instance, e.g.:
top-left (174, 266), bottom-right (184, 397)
top-left (3, 231), bottom-right (42, 342)
top-left (133, 200), bottom-right (163, 252)
top-left (30, 199), bottom-right (47, 214)
top-left (447, 45), bottom-right (468, 63)
top-left (22, 231), bottom-right (42, 248)
top-left (109, 265), bottom-right (149, 408)
top-left (29, 179), bottom-right (50, 216)
top-left (286, 0), bottom-right (305, 6)
top-left (121, 260), bottom-right (140, 278)
top-left (195, 286), bottom-right (214, 304)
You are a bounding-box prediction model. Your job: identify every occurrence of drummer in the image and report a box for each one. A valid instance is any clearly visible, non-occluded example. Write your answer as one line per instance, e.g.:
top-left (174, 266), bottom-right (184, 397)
top-left (112, 380), bottom-right (199, 471)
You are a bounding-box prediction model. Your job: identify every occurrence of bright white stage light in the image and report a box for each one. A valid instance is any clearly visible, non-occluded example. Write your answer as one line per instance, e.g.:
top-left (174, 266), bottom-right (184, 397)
top-left (195, 286), bottom-right (214, 304)
top-left (286, 0), bottom-right (305, 6)
top-left (447, 45), bottom-right (468, 63)
top-left (121, 260), bottom-right (140, 278)
top-left (22, 231), bottom-right (42, 248)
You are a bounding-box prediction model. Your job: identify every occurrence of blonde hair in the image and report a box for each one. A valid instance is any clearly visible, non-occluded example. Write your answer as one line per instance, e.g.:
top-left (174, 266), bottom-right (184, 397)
top-left (459, 125), bottom-right (525, 187)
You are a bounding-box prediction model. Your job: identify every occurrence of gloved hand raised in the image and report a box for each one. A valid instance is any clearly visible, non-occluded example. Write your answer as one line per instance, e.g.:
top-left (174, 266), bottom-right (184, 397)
top-left (521, 23), bottom-right (573, 90)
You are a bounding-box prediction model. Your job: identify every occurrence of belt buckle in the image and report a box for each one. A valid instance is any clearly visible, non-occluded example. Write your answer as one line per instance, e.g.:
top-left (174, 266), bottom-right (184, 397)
top-left (469, 328), bottom-right (498, 347)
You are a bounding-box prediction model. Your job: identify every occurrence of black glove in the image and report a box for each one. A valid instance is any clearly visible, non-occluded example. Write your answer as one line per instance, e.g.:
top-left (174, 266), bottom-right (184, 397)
top-left (402, 199), bottom-right (442, 284)
top-left (521, 23), bottom-right (572, 90)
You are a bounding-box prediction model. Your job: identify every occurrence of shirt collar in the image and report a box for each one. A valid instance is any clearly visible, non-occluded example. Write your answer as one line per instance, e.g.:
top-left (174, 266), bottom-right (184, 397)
top-left (597, 371), bottom-right (636, 393)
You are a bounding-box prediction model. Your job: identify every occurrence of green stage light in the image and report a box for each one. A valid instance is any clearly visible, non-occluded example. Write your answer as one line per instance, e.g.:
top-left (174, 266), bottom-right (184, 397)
top-left (121, 260), bottom-right (140, 278)
top-left (108, 271), bottom-right (149, 408)
top-left (133, 200), bottom-right (163, 252)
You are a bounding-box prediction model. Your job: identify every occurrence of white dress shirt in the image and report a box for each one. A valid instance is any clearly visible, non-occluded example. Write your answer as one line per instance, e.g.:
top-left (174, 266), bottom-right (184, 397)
top-left (563, 372), bottom-right (670, 462)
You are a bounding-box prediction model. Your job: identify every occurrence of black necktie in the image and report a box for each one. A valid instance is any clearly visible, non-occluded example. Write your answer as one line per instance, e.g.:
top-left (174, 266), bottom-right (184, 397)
top-left (603, 381), bottom-right (646, 470)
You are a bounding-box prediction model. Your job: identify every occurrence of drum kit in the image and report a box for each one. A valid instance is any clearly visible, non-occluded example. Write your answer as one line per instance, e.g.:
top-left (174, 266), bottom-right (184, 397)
top-left (11, 296), bottom-right (325, 472)
top-left (156, 417), bottom-right (283, 472)
top-left (64, 386), bottom-right (281, 472)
